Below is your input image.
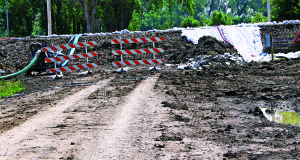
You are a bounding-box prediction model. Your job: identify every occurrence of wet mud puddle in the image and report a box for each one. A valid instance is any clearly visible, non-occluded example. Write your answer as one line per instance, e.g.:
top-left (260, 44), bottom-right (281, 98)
top-left (261, 107), bottom-right (300, 126)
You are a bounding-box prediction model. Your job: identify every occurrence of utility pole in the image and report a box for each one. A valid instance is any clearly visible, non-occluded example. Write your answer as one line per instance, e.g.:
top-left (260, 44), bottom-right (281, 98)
top-left (6, 0), bottom-right (9, 37)
top-left (176, 0), bottom-right (178, 27)
top-left (267, 0), bottom-right (270, 22)
top-left (47, 0), bottom-right (52, 36)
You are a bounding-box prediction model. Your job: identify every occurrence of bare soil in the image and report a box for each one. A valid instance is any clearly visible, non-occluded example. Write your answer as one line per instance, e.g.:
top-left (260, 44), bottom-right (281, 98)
top-left (0, 59), bottom-right (300, 159)
top-left (0, 31), bottom-right (300, 159)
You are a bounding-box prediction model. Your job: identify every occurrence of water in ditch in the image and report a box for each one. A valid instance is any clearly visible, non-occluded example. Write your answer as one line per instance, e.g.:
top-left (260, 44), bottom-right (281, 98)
top-left (261, 107), bottom-right (300, 127)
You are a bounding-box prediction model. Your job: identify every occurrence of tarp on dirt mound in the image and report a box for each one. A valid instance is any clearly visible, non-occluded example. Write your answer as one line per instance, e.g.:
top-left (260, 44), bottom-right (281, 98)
top-left (180, 22), bottom-right (300, 62)
top-left (180, 25), bottom-right (266, 62)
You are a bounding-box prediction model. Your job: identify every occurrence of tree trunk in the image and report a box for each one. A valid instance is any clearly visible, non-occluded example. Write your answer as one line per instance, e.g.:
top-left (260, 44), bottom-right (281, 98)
top-left (103, 1), bottom-right (135, 32)
top-left (209, 0), bottom-right (215, 16)
top-left (77, 21), bottom-right (81, 33)
top-left (74, 0), bottom-right (98, 33)
top-left (95, 17), bottom-right (101, 33)
top-left (74, 0), bottom-right (134, 33)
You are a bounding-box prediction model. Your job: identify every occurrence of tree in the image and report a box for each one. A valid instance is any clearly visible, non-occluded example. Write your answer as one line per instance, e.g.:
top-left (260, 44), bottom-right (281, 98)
top-left (0, 0), bottom-right (42, 37)
top-left (0, 0), bottom-right (273, 36)
top-left (207, 0), bottom-right (231, 16)
top-left (128, 11), bottom-right (141, 31)
top-left (69, 0), bottom-right (99, 33)
top-left (193, 0), bottom-right (208, 26)
top-left (101, 0), bottom-right (139, 32)
top-left (210, 11), bottom-right (233, 26)
top-left (69, 0), bottom-right (195, 32)
top-left (271, 0), bottom-right (300, 21)
top-left (251, 12), bottom-right (267, 23)
top-left (229, 0), bottom-right (251, 16)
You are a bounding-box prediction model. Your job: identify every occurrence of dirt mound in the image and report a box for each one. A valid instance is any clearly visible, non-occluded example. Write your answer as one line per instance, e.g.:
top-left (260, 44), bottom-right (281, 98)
top-left (196, 36), bottom-right (237, 55)
top-left (167, 36), bottom-right (238, 64)
top-left (0, 31), bottom-right (242, 74)
top-left (0, 31), bottom-right (183, 74)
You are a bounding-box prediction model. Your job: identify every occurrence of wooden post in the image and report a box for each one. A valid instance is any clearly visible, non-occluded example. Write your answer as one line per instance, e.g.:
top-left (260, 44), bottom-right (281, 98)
top-left (270, 32), bottom-right (274, 63)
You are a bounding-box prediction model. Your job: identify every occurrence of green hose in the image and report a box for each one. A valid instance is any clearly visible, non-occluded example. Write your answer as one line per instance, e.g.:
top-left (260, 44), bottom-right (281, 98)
top-left (0, 50), bottom-right (41, 80)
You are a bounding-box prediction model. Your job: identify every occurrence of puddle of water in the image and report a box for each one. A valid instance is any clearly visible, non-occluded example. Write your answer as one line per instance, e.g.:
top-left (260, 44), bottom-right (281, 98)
top-left (260, 107), bottom-right (300, 126)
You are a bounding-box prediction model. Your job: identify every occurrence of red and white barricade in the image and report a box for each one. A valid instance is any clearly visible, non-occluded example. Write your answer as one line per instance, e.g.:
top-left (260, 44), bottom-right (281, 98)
top-left (112, 48), bottom-right (164, 55)
top-left (42, 41), bottom-right (96, 52)
top-left (111, 37), bottom-right (165, 71)
top-left (112, 59), bottom-right (165, 66)
top-left (111, 37), bottom-right (164, 44)
top-left (47, 63), bottom-right (98, 73)
top-left (45, 52), bottom-right (97, 62)
top-left (43, 41), bottom-right (98, 73)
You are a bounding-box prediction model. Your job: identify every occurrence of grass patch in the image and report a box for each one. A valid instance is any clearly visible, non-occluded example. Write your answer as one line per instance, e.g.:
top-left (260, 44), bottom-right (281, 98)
top-left (0, 80), bottom-right (25, 99)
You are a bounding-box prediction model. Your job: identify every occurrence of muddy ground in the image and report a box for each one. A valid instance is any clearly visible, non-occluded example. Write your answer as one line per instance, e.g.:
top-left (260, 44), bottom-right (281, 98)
top-left (0, 31), bottom-right (300, 159)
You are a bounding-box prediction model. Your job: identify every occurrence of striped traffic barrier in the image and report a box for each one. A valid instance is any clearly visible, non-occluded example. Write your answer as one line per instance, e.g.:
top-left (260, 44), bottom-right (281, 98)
top-left (111, 37), bottom-right (164, 44)
top-left (47, 63), bottom-right (98, 73)
top-left (42, 41), bottom-right (97, 52)
top-left (112, 59), bottom-right (165, 67)
top-left (112, 48), bottom-right (164, 55)
top-left (111, 36), bottom-right (165, 71)
top-left (45, 52), bottom-right (97, 63)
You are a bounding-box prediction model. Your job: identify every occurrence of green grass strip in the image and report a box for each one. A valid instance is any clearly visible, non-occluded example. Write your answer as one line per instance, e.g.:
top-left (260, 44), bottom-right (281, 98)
top-left (0, 80), bottom-right (25, 99)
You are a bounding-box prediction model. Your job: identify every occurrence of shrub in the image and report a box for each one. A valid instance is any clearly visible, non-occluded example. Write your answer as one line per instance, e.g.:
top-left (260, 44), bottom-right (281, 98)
top-left (209, 11), bottom-right (233, 26)
top-left (181, 17), bottom-right (200, 28)
top-left (251, 12), bottom-right (268, 23)
top-left (292, 31), bottom-right (300, 50)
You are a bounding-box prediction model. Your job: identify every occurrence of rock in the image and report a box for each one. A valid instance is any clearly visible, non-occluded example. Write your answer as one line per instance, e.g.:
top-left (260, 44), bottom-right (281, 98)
top-left (157, 132), bottom-right (183, 141)
top-left (174, 114), bottom-right (190, 122)
top-left (0, 69), bottom-right (5, 75)
top-left (261, 87), bottom-right (273, 92)
top-left (225, 90), bottom-right (237, 96)
top-left (154, 142), bottom-right (165, 148)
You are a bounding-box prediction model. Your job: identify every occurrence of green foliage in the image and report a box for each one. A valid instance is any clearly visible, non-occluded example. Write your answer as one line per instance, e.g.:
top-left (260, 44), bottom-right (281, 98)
top-left (0, 30), bottom-right (8, 37)
top-left (139, 0), bottom-right (185, 30)
top-left (158, 20), bottom-right (175, 30)
top-left (0, 0), bottom-right (38, 37)
top-left (0, 0), bottom-right (288, 36)
top-left (271, 0), bottom-right (300, 22)
top-left (0, 80), bottom-right (25, 99)
top-left (32, 12), bottom-right (44, 36)
top-left (201, 17), bottom-right (211, 26)
top-left (180, 16), bottom-right (200, 28)
top-left (251, 12), bottom-right (268, 23)
top-left (277, 111), bottom-right (300, 126)
top-left (232, 15), bottom-right (252, 24)
top-left (209, 11), bottom-right (233, 26)
top-left (128, 11), bottom-right (141, 31)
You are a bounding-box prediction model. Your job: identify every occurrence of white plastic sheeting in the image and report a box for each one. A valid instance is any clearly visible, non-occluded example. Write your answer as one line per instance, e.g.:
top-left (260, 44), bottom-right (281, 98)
top-left (220, 25), bottom-right (269, 62)
top-left (179, 21), bottom-right (300, 62)
top-left (180, 25), bottom-right (268, 62)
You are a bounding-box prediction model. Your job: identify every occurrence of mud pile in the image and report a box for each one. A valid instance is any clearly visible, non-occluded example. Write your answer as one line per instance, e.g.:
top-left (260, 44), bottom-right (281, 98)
top-left (167, 36), bottom-right (239, 64)
top-left (0, 31), bottom-right (180, 74)
top-left (0, 31), bottom-right (240, 74)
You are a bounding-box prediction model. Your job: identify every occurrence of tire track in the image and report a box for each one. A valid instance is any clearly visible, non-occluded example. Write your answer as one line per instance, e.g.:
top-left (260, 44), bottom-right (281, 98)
top-left (75, 75), bottom-right (168, 159)
top-left (0, 77), bottom-right (113, 159)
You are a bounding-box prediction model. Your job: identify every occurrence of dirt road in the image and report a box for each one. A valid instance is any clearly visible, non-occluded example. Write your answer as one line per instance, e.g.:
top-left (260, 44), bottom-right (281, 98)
top-left (0, 75), bottom-right (180, 159)
top-left (1, 60), bottom-right (300, 160)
